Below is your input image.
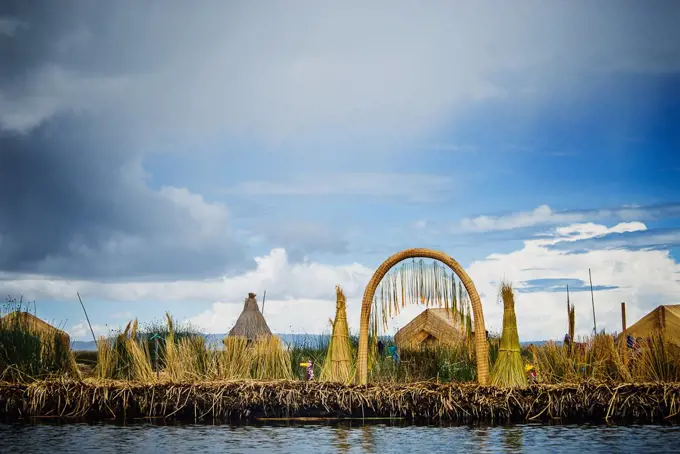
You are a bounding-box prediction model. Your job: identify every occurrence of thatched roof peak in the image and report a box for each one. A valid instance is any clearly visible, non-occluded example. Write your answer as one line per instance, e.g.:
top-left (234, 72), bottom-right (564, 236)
top-left (625, 304), bottom-right (680, 345)
top-left (228, 293), bottom-right (272, 341)
top-left (0, 311), bottom-right (70, 341)
top-left (394, 308), bottom-right (465, 349)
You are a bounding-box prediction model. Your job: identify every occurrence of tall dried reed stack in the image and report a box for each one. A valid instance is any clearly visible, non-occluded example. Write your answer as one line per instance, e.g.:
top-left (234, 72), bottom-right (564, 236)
top-left (490, 283), bottom-right (526, 388)
top-left (320, 286), bottom-right (354, 383)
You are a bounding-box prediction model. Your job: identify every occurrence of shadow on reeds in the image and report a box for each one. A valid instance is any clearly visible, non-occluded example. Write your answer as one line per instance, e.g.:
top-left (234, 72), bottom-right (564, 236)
top-left (0, 297), bottom-right (79, 382)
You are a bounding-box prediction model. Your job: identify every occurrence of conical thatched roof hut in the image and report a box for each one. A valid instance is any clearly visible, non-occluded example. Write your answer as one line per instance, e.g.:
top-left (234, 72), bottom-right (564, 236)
top-left (0, 311), bottom-right (70, 344)
top-left (625, 304), bottom-right (680, 346)
top-left (228, 293), bottom-right (272, 341)
top-left (394, 308), bottom-right (465, 349)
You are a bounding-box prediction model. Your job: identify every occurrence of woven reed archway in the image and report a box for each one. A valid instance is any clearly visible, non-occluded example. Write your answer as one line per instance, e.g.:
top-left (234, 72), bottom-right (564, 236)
top-left (357, 248), bottom-right (489, 385)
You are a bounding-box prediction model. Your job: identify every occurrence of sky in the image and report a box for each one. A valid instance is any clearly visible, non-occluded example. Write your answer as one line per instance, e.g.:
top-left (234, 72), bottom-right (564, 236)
top-left (1, 1), bottom-right (679, 342)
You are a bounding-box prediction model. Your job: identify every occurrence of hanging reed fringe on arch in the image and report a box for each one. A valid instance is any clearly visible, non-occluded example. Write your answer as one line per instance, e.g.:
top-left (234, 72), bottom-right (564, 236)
top-left (357, 248), bottom-right (489, 386)
top-left (370, 259), bottom-right (474, 338)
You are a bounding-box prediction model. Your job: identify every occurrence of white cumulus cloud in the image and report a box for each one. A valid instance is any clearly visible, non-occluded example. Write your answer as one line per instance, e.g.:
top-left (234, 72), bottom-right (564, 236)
top-left (467, 222), bottom-right (680, 340)
top-left (9, 222), bottom-right (680, 342)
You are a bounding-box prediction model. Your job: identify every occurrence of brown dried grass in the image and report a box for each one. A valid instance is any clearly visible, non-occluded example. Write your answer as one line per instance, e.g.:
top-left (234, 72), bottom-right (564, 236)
top-left (1, 379), bottom-right (678, 424)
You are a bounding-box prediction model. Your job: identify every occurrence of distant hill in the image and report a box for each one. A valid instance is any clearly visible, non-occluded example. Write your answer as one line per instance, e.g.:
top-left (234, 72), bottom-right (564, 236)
top-left (71, 334), bottom-right (552, 351)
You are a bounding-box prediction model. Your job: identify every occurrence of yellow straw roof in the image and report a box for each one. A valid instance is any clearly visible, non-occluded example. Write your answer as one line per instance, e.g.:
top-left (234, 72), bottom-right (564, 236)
top-left (394, 308), bottom-right (465, 349)
top-left (625, 304), bottom-right (680, 345)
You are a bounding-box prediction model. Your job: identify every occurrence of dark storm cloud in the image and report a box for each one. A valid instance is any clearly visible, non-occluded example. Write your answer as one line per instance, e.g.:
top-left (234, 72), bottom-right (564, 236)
top-left (0, 2), bottom-right (256, 280)
top-left (0, 115), bottom-right (250, 280)
top-left (2, 1), bottom-right (680, 281)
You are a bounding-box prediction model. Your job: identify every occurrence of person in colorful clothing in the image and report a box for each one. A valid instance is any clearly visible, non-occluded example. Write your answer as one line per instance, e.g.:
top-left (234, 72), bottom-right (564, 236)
top-left (306, 360), bottom-right (314, 381)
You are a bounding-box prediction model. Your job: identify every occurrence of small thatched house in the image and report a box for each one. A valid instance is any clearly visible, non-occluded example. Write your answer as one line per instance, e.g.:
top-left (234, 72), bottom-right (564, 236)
top-left (0, 311), bottom-right (70, 344)
top-left (625, 304), bottom-right (680, 346)
top-left (228, 293), bottom-right (272, 341)
top-left (394, 308), bottom-right (465, 349)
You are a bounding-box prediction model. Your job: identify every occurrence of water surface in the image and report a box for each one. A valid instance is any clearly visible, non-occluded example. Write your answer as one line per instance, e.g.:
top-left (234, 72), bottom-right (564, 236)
top-left (0, 422), bottom-right (678, 453)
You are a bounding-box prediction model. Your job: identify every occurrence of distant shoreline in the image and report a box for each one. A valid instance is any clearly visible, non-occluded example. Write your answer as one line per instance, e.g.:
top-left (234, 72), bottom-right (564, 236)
top-left (70, 334), bottom-right (551, 351)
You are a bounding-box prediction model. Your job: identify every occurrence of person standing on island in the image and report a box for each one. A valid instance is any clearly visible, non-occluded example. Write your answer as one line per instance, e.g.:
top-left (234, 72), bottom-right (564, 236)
top-left (306, 360), bottom-right (314, 381)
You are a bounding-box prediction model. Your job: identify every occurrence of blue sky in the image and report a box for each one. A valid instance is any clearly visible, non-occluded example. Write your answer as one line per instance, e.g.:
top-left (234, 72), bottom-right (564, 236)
top-left (1, 2), bottom-right (679, 341)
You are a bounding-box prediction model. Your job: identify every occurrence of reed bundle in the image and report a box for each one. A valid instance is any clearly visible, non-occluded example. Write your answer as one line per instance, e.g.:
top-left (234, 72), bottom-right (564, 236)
top-left (161, 313), bottom-right (213, 381)
top-left (219, 337), bottom-right (251, 379)
top-left (96, 320), bottom-right (154, 382)
top-left (320, 286), bottom-right (354, 383)
top-left (1, 379), bottom-right (678, 424)
top-left (490, 283), bottom-right (526, 388)
top-left (633, 332), bottom-right (680, 382)
top-left (250, 336), bottom-right (293, 380)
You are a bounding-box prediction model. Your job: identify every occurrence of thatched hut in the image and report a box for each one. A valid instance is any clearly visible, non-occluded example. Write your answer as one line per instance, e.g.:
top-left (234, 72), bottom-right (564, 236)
top-left (0, 311), bottom-right (70, 344)
top-left (228, 293), bottom-right (272, 341)
top-left (625, 304), bottom-right (680, 346)
top-left (0, 311), bottom-right (77, 379)
top-left (394, 308), bottom-right (465, 349)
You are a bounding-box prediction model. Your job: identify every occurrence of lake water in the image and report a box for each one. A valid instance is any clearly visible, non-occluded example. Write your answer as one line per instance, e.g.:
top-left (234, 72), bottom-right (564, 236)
top-left (0, 422), bottom-right (678, 453)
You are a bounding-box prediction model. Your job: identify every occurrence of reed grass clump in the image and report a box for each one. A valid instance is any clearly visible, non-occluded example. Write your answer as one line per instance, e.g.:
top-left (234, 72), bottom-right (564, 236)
top-left (490, 283), bottom-right (526, 388)
top-left (96, 319), bottom-right (154, 382)
top-left (142, 314), bottom-right (201, 371)
top-left (368, 341), bottom-right (478, 383)
top-left (634, 332), bottom-right (680, 382)
top-left (218, 336), bottom-right (252, 379)
top-left (0, 299), bottom-right (78, 381)
top-left (250, 335), bottom-right (293, 380)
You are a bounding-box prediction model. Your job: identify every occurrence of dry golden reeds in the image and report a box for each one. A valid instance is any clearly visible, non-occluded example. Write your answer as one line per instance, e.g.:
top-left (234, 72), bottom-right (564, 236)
top-left (320, 286), bottom-right (354, 383)
top-left (2, 379), bottom-right (679, 424)
top-left (95, 337), bottom-right (115, 379)
top-left (250, 335), bottom-right (293, 380)
top-left (490, 283), bottom-right (526, 388)
top-left (219, 336), bottom-right (252, 379)
top-left (0, 309), bottom-right (79, 381)
top-left (634, 332), bottom-right (680, 382)
top-left (96, 319), bottom-right (154, 382)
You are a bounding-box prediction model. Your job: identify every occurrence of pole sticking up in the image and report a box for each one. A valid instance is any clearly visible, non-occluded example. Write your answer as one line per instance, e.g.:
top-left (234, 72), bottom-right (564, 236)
top-left (621, 302), bottom-right (628, 365)
top-left (588, 268), bottom-right (597, 334)
top-left (261, 290), bottom-right (267, 315)
top-left (77, 292), bottom-right (98, 345)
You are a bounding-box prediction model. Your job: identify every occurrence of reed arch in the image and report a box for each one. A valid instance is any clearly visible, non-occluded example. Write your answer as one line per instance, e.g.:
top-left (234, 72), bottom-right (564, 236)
top-left (357, 248), bottom-right (489, 385)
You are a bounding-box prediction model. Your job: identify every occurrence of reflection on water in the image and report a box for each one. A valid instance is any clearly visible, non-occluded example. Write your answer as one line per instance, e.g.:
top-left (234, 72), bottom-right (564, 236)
top-left (502, 426), bottom-right (524, 452)
top-left (0, 421), bottom-right (678, 454)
